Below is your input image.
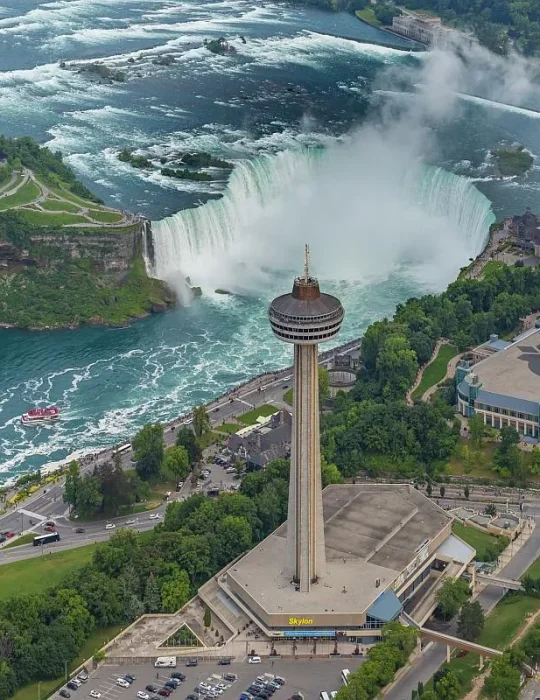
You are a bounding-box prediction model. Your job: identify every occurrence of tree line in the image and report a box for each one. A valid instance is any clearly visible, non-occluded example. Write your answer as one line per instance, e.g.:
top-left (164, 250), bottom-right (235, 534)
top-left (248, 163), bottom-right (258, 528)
top-left (322, 261), bottom-right (540, 483)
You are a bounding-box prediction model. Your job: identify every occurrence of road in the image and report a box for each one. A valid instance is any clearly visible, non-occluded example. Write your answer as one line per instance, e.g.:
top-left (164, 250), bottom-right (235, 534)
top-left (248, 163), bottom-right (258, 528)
top-left (0, 339), bottom-right (360, 563)
top-left (386, 514), bottom-right (540, 700)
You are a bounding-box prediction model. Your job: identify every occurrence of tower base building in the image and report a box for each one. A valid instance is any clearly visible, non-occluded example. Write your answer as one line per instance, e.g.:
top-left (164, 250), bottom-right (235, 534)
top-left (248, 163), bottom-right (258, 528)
top-left (212, 483), bottom-right (471, 641)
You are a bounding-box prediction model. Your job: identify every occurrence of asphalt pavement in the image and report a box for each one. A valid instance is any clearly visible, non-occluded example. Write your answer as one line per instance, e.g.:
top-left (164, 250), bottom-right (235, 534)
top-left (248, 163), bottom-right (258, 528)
top-left (57, 658), bottom-right (363, 700)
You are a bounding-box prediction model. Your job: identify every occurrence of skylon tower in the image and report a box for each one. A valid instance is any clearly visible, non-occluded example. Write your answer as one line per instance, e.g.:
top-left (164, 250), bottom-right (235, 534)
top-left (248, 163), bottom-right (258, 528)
top-left (268, 246), bottom-right (344, 592)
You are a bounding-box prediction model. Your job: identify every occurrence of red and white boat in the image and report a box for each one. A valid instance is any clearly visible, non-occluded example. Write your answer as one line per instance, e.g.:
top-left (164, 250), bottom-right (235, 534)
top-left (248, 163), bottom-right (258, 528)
top-left (21, 406), bottom-right (60, 425)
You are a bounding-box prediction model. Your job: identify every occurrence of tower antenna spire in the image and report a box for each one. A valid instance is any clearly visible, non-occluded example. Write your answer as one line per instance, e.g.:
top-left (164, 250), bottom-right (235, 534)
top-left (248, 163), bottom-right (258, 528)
top-left (303, 243), bottom-right (310, 282)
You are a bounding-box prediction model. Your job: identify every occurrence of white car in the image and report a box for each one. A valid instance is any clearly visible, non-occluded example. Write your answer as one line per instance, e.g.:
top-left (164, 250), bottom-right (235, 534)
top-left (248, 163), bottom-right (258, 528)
top-left (148, 513), bottom-right (160, 520)
top-left (116, 679), bottom-right (130, 688)
top-left (125, 519), bottom-right (137, 525)
top-left (136, 692), bottom-right (149, 700)
top-left (226, 467), bottom-right (236, 474)
top-left (89, 691), bottom-right (101, 698)
top-left (248, 656), bottom-right (261, 664)
top-left (105, 523), bottom-right (115, 530)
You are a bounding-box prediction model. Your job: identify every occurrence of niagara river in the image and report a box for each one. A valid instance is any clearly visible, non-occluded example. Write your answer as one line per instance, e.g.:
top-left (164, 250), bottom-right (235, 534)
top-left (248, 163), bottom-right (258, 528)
top-left (1, 0), bottom-right (540, 483)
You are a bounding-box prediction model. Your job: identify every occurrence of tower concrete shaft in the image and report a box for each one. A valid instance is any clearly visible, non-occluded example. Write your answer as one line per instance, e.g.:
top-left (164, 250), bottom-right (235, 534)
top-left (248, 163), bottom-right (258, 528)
top-left (268, 245), bottom-right (344, 594)
top-left (287, 343), bottom-right (326, 591)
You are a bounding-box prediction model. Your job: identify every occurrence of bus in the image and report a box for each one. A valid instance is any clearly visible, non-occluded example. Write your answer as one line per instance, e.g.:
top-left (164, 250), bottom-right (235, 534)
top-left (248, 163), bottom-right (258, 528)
top-left (33, 532), bottom-right (60, 546)
top-left (341, 669), bottom-right (350, 686)
top-left (319, 693), bottom-right (331, 700)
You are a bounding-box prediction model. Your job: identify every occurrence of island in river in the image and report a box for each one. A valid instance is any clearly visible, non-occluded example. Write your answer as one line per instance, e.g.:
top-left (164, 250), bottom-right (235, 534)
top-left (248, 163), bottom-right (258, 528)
top-left (491, 144), bottom-right (534, 177)
top-left (0, 136), bottom-right (175, 330)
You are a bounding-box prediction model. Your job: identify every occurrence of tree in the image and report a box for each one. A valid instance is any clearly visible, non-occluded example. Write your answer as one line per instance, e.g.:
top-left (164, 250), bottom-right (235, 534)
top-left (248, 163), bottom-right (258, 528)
top-left (376, 335), bottom-right (418, 399)
top-left (469, 414), bottom-right (485, 449)
top-left (521, 624), bottom-right (540, 665)
top-left (192, 405), bottom-right (210, 440)
top-left (319, 366), bottom-right (330, 403)
top-left (144, 574), bottom-right (161, 613)
top-left (63, 460), bottom-right (81, 510)
top-left (175, 426), bottom-right (202, 464)
top-left (440, 484), bottom-right (446, 499)
top-left (165, 446), bottom-right (190, 481)
top-left (75, 474), bottom-right (103, 517)
top-left (435, 578), bottom-right (469, 621)
top-left (132, 423), bottom-right (164, 480)
top-left (161, 568), bottom-right (191, 613)
top-left (457, 600), bottom-right (485, 641)
top-left (426, 482), bottom-right (432, 497)
top-left (464, 485), bottom-right (470, 500)
top-left (321, 459), bottom-right (344, 487)
top-left (483, 656), bottom-right (520, 699)
top-left (434, 671), bottom-right (461, 700)
top-left (485, 503), bottom-right (497, 516)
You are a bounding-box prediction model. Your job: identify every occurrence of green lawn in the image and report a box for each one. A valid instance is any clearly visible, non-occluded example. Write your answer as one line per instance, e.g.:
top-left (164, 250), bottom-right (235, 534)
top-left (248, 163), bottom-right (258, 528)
top-left (523, 555), bottom-right (540, 579)
top-left (217, 423), bottom-right (241, 435)
top-left (0, 179), bottom-right (40, 211)
top-left (284, 388), bottom-right (293, 405)
top-left (412, 344), bottom-right (457, 400)
top-left (482, 261), bottom-right (506, 279)
top-left (40, 198), bottom-right (81, 213)
top-left (238, 404), bottom-right (279, 425)
top-left (88, 209), bottom-right (123, 224)
top-left (3, 533), bottom-right (36, 549)
top-left (453, 521), bottom-right (503, 561)
top-left (11, 623), bottom-right (125, 700)
top-left (19, 209), bottom-right (89, 227)
top-left (0, 543), bottom-right (98, 600)
top-left (355, 8), bottom-right (381, 26)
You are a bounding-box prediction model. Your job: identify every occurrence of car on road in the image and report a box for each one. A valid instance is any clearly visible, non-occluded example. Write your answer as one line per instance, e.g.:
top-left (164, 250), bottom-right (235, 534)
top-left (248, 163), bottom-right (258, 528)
top-left (225, 467), bottom-right (236, 474)
top-left (89, 690), bottom-right (101, 698)
top-left (248, 656), bottom-right (261, 664)
top-left (116, 679), bottom-right (130, 688)
top-left (105, 523), bottom-right (116, 530)
top-left (149, 513), bottom-right (160, 520)
top-left (185, 658), bottom-right (198, 667)
top-left (43, 520), bottom-right (55, 528)
top-left (223, 674), bottom-right (237, 682)
top-left (217, 659), bottom-right (231, 665)
top-left (59, 690), bottom-right (70, 698)
top-left (145, 686), bottom-right (157, 693)
top-left (125, 519), bottom-right (137, 525)
top-left (136, 692), bottom-right (149, 699)
top-left (74, 527), bottom-right (85, 534)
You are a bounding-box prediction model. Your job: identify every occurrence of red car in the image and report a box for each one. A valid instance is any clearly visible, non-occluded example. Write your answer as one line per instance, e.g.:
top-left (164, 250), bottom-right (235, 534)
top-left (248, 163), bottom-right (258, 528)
top-left (5, 532), bottom-right (15, 539)
top-left (157, 691), bottom-right (170, 697)
top-left (44, 525), bottom-right (56, 532)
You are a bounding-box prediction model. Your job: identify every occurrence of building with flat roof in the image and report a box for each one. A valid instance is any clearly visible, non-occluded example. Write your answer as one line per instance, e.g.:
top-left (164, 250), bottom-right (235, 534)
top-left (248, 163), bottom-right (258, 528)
top-left (457, 328), bottom-right (540, 436)
top-left (215, 483), bottom-right (473, 641)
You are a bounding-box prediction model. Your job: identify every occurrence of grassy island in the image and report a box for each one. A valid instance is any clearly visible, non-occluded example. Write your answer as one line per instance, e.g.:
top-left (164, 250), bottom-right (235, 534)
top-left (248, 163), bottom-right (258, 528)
top-left (492, 145), bottom-right (534, 177)
top-left (0, 135), bottom-right (175, 330)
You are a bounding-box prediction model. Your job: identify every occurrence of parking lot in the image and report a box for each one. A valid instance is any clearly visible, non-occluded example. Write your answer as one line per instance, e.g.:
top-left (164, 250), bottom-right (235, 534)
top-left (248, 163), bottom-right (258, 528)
top-left (56, 658), bottom-right (365, 700)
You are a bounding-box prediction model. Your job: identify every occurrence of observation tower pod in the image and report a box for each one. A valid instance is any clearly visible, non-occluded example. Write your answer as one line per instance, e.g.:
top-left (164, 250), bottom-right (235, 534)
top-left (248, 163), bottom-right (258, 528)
top-left (268, 245), bottom-right (344, 593)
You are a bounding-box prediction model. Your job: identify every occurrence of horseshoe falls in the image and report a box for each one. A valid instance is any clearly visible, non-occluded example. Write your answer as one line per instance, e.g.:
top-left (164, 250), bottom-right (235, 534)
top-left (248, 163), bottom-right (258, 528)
top-left (149, 146), bottom-right (495, 296)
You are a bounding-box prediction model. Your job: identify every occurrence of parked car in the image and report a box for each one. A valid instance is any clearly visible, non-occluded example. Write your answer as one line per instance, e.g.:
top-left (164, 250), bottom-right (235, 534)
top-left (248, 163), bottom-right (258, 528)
top-left (4, 532), bottom-right (15, 538)
top-left (223, 674), bottom-right (237, 682)
top-left (124, 676), bottom-right (136, 684)
top-left (164, 682), bottom-right (176, 691)
top-left (59, 690), bottom-right (71, 698)
top-left (146, 686), bottom-right (157, 693)
top-left (105, 523), bottom-right (115, 530)
top-left (74, 527), bottom-right (85, 534)
top-left (166, 679), bottom-right (180, 687)
top-left (185, 696), bottom-right (197, 700)
top-left (116, 679), bottom-right (130, 688)
top-left (89, 690), bottom-right (101, 698)
top-left (66, 683), bottom-right (78, 691)
top-left (217, 658), bottom-right (231, 666)
top-left (248, 656), bottom-right (261, 664)
top-left (157, 690), bottom-right (170, 697)
top-left (136, 692), bottom-right (150, 700)
top-left (185, 659), bottom-right (198, 667)
top-left (170, 674), bottom-right (185, 681)
top-left (0, 535), bottom-right (5, 544)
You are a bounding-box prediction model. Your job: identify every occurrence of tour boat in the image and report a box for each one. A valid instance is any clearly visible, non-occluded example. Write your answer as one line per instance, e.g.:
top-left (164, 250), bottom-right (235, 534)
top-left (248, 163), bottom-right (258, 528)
top-left (21, 406), bottom-right (60, 425)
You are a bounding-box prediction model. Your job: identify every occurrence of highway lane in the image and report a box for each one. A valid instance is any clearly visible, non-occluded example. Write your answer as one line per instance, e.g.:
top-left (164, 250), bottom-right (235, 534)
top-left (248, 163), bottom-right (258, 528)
top-left (386, 515), bottom-right (540, 700)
